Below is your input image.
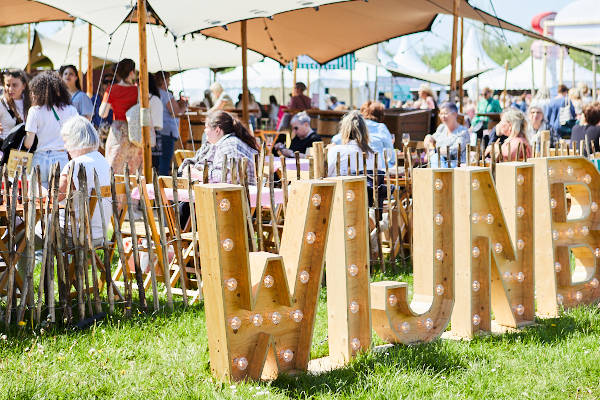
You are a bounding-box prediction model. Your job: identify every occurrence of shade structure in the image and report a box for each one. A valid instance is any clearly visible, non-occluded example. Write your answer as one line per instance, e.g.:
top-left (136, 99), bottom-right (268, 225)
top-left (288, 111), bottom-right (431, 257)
top-left (440, 27), bottom-right (500, 74)
top-left (476, 54), bottom-right (599, 91)
top-left (0, 42), bottom-right (29, 69)
top-left (38, 23), bottom-right (263, 72)
top-left (553, 0), bottom-right (600, 50)
top-left (33, 0), bottom-right (582, 65)
top-left (389, 36), bottom-right (433, 73)
top-left (0, 0), bottom-right (73, 27)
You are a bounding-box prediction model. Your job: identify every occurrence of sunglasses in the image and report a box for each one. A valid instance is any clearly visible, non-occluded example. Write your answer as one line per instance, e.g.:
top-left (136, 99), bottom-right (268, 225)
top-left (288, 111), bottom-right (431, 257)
top-left (292, 126), bottom-right (299, 131)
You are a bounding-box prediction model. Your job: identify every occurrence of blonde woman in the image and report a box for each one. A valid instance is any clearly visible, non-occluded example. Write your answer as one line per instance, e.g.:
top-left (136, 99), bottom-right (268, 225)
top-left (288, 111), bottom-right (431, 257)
top-left (326, 110), bottom-right (375, 176)
top-left (413, 84), bottom-right (437, 110)
top-left (485, 108), bottom-right (531, 161)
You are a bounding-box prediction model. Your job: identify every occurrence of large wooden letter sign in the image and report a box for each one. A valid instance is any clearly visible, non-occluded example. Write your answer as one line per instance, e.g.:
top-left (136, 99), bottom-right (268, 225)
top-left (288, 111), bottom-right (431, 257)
top-left (196, 180), bottom-right (334, 381)
top-left (325, 176), bottom-right (371, 364)
top-left (371, 168), bottom-right (454, 344)
top-left (452, 164), bottom-right (534, 338)
top-left (534, 157), bottom-right (600, 316)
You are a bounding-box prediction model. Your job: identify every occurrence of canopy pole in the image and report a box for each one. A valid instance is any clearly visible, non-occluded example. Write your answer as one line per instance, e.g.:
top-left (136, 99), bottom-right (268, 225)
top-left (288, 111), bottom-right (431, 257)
top-left (293, 57), bottom-right (297, 88)
top-left (78, 48), bottom-right (84, 88)
top-left (476, 57), bottom-right (480, 104)
top-left (531, 49), bottom-right (535, 97)
top-left (349, 67), bottom-right (354, 108)
top-left (27, 24), bottom-right (31, 73)
top-left (572, 51), bottom-right (576, 88)
top-left (241, 20), bottom-right (249, 128)
top-left (280, 67), bottom-right (285, 105)
top-left (137, 0), bottom-right (152, 180)
top-left (503, 59), bottom-right (509, 108)
top-left (559, 46), bottom-right (564, 86)
top-left (542, 22), bottom-right (548, 92)
top-left (459, 17), bottom-right (464, 113)
top-left (449, 0), bottom-right (459, 102)
top-left (593, 55), bottom-right (597, 100)
top-left (87, 24), bottom-right (93, 97)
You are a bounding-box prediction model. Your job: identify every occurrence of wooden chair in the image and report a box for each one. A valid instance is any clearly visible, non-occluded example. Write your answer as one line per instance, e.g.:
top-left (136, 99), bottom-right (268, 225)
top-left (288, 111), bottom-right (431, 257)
top-left (174, 150), bottom-right (195, 167)
top-left (156, 176), bottom-right (202, 303)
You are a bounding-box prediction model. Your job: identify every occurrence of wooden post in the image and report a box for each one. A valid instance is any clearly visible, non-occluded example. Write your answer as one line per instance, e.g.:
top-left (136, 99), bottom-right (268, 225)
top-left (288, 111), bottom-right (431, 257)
top-left (26, 24), bottom-right (31, 73)
top-left (593, 55), bottom-right (597, 100)
top-left (459, 17), bottom-right (464, 113)
top-left (503, 60), bottom-right (509, 108)
top-left (349, 67), bottom-right (354, 108)
top-left (531, 49), bottom-right (535, 97)
top-left (280, 67), bottom-right (285, 105)
top-left (293, 57), bottom-right (297, 87)
top-left (137, 0), bottom-right (152, 180)
top-left (241, 20), bottom-right (249, 128)
top-left (559, 46), bottom-right (564, 86)
top-left (449, 0), bottom-right (460, 102)
top-left (87, 24), bottom-right (93, 97)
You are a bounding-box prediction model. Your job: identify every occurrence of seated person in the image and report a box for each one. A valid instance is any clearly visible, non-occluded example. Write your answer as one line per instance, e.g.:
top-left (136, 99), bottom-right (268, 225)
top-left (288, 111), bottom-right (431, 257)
top-left (326, 95), bottom-right (340, 110)
top-left (327, 110), bottom-right (376, 176)
top-left (331, 101), bottom-right (395, 167)
top-left (208, 82), bottom-right (234, 112)
top-left (179, 110), bottom-right (258, 183)
top-left (273, 111), bottom-right (321, 157)
top-left (571, 102), bottom-right (600, 156)
top-left (424, 102), bottom-right (469, 167)
top-left (485, 108), bottom-right (531, 161)
top-left (57, 116), bottom-right (112, 245)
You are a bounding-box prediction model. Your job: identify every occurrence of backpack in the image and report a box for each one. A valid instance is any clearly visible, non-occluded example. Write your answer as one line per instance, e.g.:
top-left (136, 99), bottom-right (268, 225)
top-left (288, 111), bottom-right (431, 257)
top-left (125, 95), bottom-right (157, 148)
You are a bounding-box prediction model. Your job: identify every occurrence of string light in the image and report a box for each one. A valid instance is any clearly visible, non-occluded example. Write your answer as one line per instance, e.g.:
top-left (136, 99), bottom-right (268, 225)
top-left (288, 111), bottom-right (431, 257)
top-left (590, 278), bottom-right (599, 288)
top-left (566, 166), bottom-right (574, 176)
top-left (399, 322), bottom-right (410, 333)
top-left (471, 213), bottom-right (480, 224)
top-left (271, 312), bottom-right (282, 325)
top-left (251, 314), bottom-right (263, 327)
top-left (291, 309), bottom-right (303, 323)
top-left (591, 202), bottom-right (598, 212)
top-left (281, 349), bottom-right (294, 363)
top-left (553, 230), bottom-right (559, 240)
top-left (230, 316), bottom-right (242, 330)
top-left (516, 206), bottom-right (525, 218)
top-left (550, 198), bottom-right (557, 209)
top-left (514, 304), bottom-right (525, 315)
top-left (548, 167), bottom-right (554, 177)
top-left (517, 239), bottom-right (525, 250)
top-left (515, 272), bottom-right (525, 283)
top-left (486, 214), bottom-right (494, 225)
top-left (584, 174), bottom-right (592, 184)
top-left (424, 318), bottom-right (434, 330)
top-left (494, 243), bottom-right (503, 254)
top-left (575, 291), bottom-right (583, 302)
top-left (557, 294), bottom-right (564, 304)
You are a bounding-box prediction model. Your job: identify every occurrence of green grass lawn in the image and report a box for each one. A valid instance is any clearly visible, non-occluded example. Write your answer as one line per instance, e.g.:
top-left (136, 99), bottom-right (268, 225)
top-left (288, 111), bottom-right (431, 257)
top-left (1, 267), bottom-right (600, 399)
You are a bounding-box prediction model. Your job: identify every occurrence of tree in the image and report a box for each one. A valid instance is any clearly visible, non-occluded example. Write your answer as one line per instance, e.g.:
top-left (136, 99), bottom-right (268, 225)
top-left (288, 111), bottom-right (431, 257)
top-left (480, 29), bottom-right (532, 69)
top-left (421, 46), bottom-right (451, 72)
top-left (0, 25), bottom-right (28, 44)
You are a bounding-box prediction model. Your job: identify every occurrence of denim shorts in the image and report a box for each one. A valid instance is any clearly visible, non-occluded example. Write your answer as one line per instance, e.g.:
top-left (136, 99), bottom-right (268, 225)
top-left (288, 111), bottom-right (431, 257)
top-left (32, 150), bottom-right (69, 187)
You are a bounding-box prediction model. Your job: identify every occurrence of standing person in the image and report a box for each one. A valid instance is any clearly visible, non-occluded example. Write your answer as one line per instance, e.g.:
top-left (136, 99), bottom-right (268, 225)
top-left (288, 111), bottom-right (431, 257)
top-left (91, 73), bottom-right (114, 129)
top-left (287, 82), bottom-right (312, 111)
top-left (0, 69), bottom-right (30, 139)
top-left (546, 84), bottom-right (576, 139)
top-left (147, 73), bottom-right (164, 156)
top-left (99, 58), bottom-right (140, 174)
top-left (155, 71), bottom-right (185, 176)
top-left (24, 71), bottom-right (78, 187)
top-left (268, 95), bottom-right (279, 128)
top-left (471, 87), bottom-right (503, 132)
top-left (59, 65), bottom-right (94, 120)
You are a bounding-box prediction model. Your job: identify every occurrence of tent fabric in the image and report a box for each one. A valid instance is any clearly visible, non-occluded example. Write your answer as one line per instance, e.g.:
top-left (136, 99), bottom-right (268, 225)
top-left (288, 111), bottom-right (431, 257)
top-left (38, 23), bottom-right (263, 72)
top-left (553, 0), bottom-right (600, 49)
top-left (475, 54), bottom-right (599, 91)
top-left (389, 36), bottom-right (433, 73)
top-left (34, 0), bottom-right (584, 65)
top-left (440, 27), bottom-right (500, 74)
top-left (0, 42), bottom-right (29, 69)
top-left (0, 0), bottom-right (73, 27)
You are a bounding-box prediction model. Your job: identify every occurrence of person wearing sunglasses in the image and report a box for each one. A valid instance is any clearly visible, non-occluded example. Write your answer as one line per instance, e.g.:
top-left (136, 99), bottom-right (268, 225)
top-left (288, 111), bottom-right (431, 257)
top-left (273, 111), bottom-right (321, 157)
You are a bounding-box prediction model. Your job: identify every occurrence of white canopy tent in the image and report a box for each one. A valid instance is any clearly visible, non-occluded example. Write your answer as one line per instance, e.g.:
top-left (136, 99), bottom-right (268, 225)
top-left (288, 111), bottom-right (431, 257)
top-left (440, 27), bottom-right (500, 75)
top-left (39, 23), bottom-right (263, 72)
top-left (475, 53), bottom-right (599, 92)
top-left (553, 0), bottom-right (600, 50)
top-left (0, 42), bottom-right (29, 69)
top-left (390, 36), bottom-right (433, 73)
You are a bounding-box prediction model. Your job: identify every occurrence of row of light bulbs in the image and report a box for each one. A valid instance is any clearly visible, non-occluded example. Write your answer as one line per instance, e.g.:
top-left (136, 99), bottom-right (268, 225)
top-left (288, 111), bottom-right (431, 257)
top-left (548, 166), bottom-right (592, 184)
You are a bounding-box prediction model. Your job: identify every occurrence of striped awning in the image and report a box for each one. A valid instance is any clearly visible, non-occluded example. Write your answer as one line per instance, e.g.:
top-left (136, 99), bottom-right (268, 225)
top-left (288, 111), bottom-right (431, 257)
top-left (287, 53), bottom-right (355, 70)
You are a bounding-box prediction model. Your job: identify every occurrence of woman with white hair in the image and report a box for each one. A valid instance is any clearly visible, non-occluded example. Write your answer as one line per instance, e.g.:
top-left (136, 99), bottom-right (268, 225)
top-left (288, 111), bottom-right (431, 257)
top-left (525, 103), bottom-right (554, 146)
top-left (57, 116), bottom-right (111, 242)
top-left (208, 82), bottom-right (234, 112)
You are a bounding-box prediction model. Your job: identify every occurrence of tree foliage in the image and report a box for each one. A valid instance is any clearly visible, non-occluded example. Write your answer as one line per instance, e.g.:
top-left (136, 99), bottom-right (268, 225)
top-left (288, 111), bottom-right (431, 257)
top-left (480, 29), bottom-right (532, 69)
top-left (0, 25), bottom-right (28, 44)
top-left (421, 46), bottom-right (451, 72)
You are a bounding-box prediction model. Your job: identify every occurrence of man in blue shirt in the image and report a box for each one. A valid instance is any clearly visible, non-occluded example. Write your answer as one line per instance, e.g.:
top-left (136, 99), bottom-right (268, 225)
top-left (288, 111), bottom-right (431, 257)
top-left (546, 84), bottom-right (575, 138)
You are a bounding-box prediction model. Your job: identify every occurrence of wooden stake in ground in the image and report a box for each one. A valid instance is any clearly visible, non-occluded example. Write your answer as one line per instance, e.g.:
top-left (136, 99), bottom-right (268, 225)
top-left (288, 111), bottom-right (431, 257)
top-left (170, 165), bottom-right (188, 306)
top-left (152, 170), bottom-right (174, 311)
top-left (110, 172), bottom-right (132, 316)
top-left (187, 165), bottom-right (202, 296)
top-left (94, 171), bottom-right (115, 314)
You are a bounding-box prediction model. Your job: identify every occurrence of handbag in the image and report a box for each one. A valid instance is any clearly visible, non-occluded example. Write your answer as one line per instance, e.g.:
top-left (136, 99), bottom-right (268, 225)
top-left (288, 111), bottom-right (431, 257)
top-left (0, 123), bottom-right (37, 166)
top-left (126, 103), bottom-right (143, 148)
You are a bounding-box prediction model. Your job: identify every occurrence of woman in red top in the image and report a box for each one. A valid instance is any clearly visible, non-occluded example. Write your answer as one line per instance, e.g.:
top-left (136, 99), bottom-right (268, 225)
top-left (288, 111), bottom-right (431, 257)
top-left (99, 58), bottom-right (140, 174)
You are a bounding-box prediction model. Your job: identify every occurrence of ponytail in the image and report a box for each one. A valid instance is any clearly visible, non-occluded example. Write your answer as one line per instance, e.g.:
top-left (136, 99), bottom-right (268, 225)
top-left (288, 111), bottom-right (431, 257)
top-left (206, 110), bottom-right (259, 151)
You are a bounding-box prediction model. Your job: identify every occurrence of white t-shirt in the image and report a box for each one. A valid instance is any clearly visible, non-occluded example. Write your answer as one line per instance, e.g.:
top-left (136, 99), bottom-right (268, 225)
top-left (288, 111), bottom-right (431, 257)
top-left (25, 105), bottom-right (78, 152)
top-left (60, 151), bottom-right (112, 241)
top-left (327, 141), bottom-right (375, 177)
top-left (0, 98), bottom-right (25, 139)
